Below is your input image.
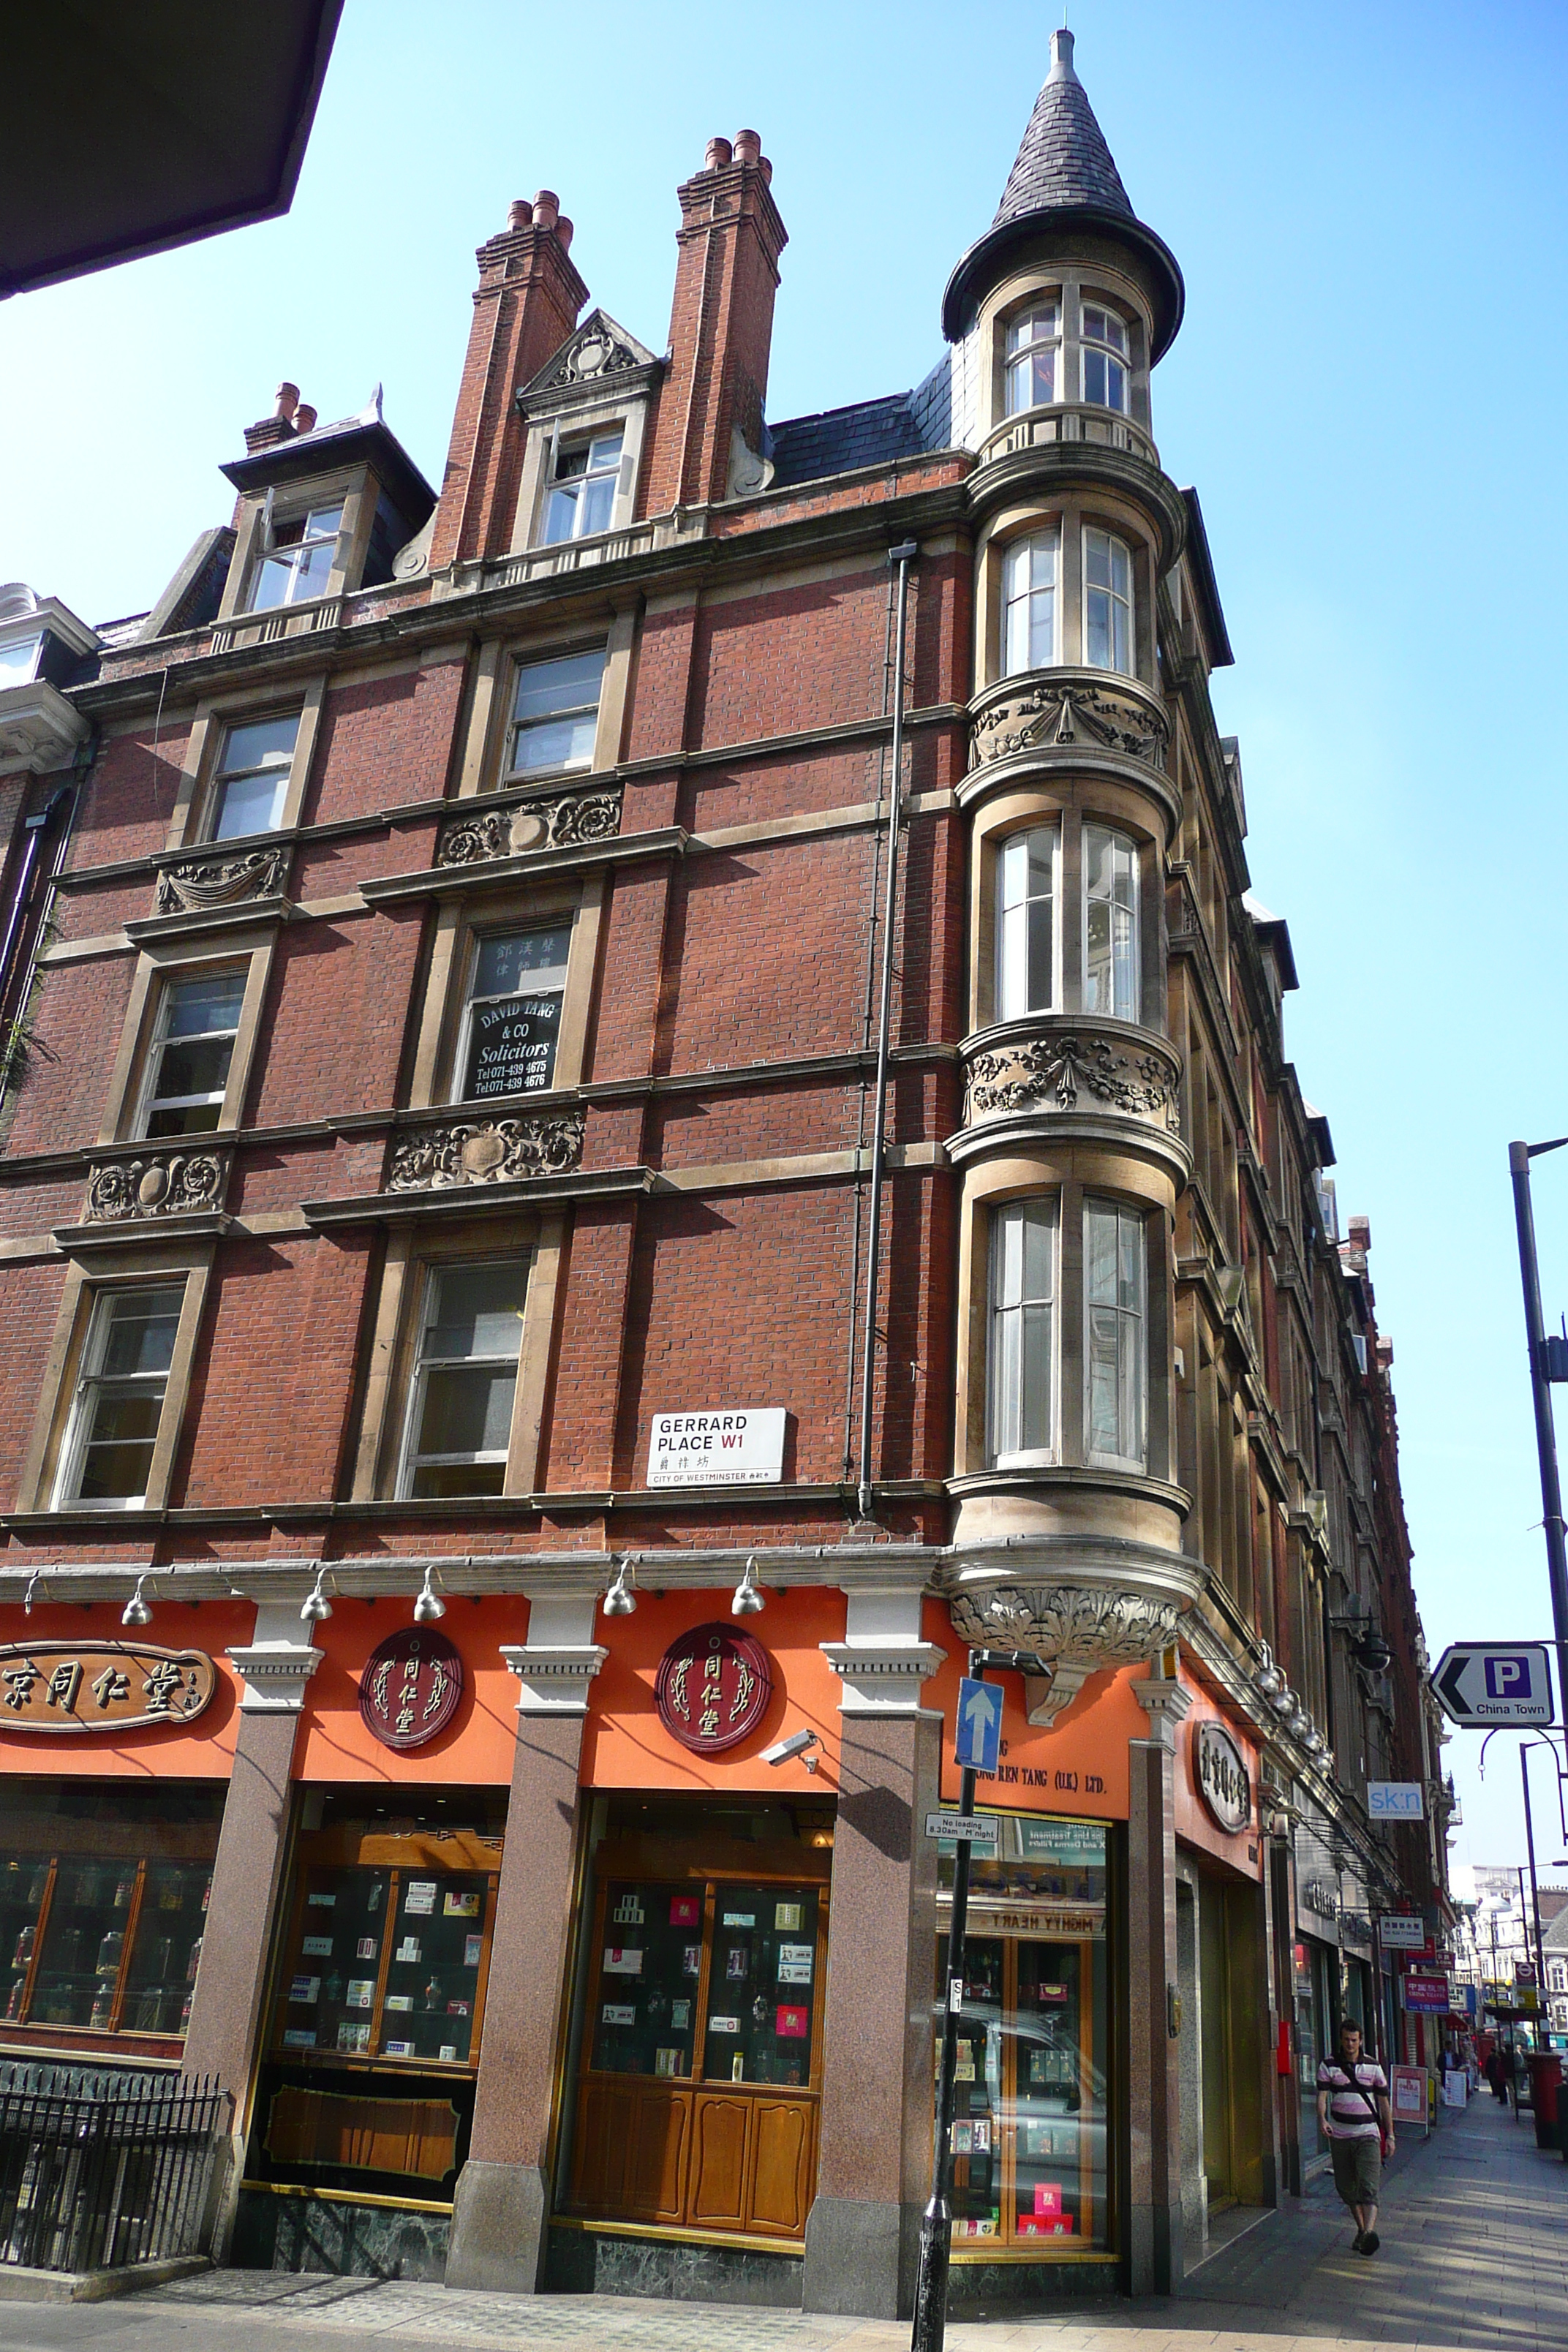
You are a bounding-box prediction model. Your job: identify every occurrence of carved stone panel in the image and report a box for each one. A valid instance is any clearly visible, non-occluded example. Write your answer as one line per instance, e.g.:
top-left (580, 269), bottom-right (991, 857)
top-left (434, 786), bottom-right (622, 870)
top-left (83, 1149), bottom-right (230, 1224)
top-left (963, 1025), bottom-right (1180, 1133)
top-left (385, 1109), bottom-right (585, 1192)
top-left (946, 1582), bottom-right (1183, 1667)
top-left (154, 845), bottom-right (289, 915)
top-left (970, 678), bottom-right (1168, 772)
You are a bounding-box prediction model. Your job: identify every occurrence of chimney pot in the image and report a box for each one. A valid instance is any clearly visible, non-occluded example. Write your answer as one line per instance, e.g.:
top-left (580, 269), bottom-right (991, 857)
top-left (555, 214), bottom-right (573, 252)
top-left (293, 403), bottom-right (317, 435)
top-left (507, 198), bottom-right (532, 230)
top-left (531, 190), bottom-right (559, 230)
top-left (705, 137), bottom-right (733, 170)
top-left (274, 381), bottom-right (300, 422)
top-left (733, 129), bottom-right (761, 166)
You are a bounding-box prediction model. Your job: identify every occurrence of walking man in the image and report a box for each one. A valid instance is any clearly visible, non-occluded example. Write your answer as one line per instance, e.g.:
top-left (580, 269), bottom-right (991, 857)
top-left (1316, 2020), bottom-right (1394, 2255)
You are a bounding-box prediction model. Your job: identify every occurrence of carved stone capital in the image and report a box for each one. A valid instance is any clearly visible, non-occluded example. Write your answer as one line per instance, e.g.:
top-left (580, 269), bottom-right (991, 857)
top-left (385, 1109), bottom-right (585, 1193)
top-left (227, 1641), bottom-right (323, 1715)
top-left (962, 1021), bottom-right (1181, 1134)
top-left (1132, 1673), bottom-right (1194, 1752)
top-left (83, 1147), bottom-right (230, 1224)
top-left (946, 1581), bottom-right (1183, 1679)
top-left (154, 845), bottom-right (288, 916)
top-left (434, 785), bottom-right (622, 869)
top-left (819, 1639), bottom-right (948, 1717)
top-left (969, 671), bottom-right (1169, 773)
top-left (500, 1641), bottom-right (609, 1716)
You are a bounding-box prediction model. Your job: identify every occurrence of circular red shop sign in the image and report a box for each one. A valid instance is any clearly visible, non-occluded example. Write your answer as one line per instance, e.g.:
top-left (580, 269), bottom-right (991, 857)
top-left (655, 1622), bottom-right (772, 1754)
top-left (358, 1627), bottom-right (464, 1751)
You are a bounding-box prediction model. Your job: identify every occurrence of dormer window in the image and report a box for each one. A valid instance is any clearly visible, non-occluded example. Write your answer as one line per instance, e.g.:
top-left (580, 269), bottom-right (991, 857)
top-left (543, 430), bottom-right (624, 545)
top-left (0, 633), bottom-right (42, 689)
top-left (1081, 306), bottom-right (1128, 412)
top-left (246, 501), bottom-right (344, 611)
top-left (1003, 531), bottom-right (1058, 674)
top-left (1005, 304), bottom-right (1059, 413)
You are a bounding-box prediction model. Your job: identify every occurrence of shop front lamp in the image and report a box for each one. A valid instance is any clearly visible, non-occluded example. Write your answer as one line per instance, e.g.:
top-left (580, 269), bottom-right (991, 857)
top-left (121, 1576), bottom-right (154, 1629)
top-left (731, 1556), bottom-right (765, 1618)
top-left (412, 1567), bottom-right (446, 1625)
top-left (1270, 1681), bottom-right (1297, 1716)
top-left (602, 1558), bottom-right (638, 1618)
top-left (1254, 1641), bottom-right (1284, 1700)
top-left (300, 1569), bottom-right (333, 1625)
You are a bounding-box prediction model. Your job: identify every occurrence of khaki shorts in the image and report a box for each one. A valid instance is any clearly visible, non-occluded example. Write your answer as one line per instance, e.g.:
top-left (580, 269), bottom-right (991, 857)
top-left (1330, 2133), bottom-right (1382, 2208)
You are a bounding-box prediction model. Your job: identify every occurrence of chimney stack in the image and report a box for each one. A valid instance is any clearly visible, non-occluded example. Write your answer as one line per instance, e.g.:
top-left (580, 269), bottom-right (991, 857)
top-left (242, 380), bottom-right (304, 454)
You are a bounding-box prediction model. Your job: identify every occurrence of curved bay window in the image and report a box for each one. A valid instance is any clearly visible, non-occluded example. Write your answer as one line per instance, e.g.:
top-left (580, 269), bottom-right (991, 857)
top-left (989, 1198), bottom-right (1058, 1466)
top-left (1083, 528), bottom-right (1133, 674)
top-left (1005, 304), bottom-right (1060, 413)
top-left (1003, 532), bottom-right (1058, 674)
top-left (936, 1815), bottom-right (1109, 2250)
top-left (1080, 306), bottom-right (1128, 412)
top-left (1085, 1197), bottom-right (1147, 1469)
top-left (996, 826), bottom-right (1057, 1019)
top-left (1082, 823), bottom-right (1139, 1019)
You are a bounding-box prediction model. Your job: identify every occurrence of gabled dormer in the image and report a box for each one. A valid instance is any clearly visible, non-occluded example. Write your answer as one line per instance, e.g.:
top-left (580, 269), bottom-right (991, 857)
top-left (510, 309), bottom-right (663, 552)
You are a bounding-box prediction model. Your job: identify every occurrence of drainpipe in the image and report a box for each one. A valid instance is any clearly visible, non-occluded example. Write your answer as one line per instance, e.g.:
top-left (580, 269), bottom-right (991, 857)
top-left (856, 540), bottom-right (919, 1522)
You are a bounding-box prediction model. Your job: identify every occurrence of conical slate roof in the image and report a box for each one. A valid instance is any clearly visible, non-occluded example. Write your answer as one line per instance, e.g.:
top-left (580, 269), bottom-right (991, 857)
top-left (941, 29), bottom-right (1184, 358)
top-left (992, 29), bottom-right (1132, 227)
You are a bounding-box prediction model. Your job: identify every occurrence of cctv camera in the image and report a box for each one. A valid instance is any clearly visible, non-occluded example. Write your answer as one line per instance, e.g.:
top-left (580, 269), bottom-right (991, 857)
top-left (761, 1728), bottom-right (819, 1769)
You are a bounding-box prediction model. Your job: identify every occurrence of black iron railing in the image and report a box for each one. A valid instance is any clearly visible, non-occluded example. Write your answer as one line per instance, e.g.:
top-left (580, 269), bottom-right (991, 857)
top-left (0, 2067), bottom-right (230, 2274)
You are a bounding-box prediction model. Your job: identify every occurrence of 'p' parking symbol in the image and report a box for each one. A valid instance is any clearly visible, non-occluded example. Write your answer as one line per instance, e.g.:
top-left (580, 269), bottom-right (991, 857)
top-left (1485, 1656), bottom-right (1531, 1699)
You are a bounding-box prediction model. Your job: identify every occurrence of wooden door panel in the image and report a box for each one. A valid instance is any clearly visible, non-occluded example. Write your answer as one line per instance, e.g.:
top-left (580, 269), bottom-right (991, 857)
top-left (688, 2092), bottom-right (750, 2229)
top-left (745, 2097), bottom-right (814, 2236)
top-left (572, 2078), bottom-right (630, 2210)
top-left (625, 2087), bottom-right (691, 2221)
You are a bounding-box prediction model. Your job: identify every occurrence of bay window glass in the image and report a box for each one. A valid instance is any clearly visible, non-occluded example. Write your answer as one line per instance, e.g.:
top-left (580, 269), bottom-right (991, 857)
top-left (989, 1199), bottom-right (1057, 1464)
top-left (1082, 528), bottom-right (1133, 674)
top-left (1085, 1199), bottom-right (1146, 1466)
top-left (507, 647), bottom-right (606, 775)
top-left (246, 502), bottom-right (343, 611)
top-left (1082, 824), bottom-right (1139, 1020)
top-left (1005, 304), bottom-right (1060, 413)
top-left (543, 429), bottom-right (624, 544)
top-left (209, 714), bottom-right (298, 840)
top-left (1080, 306), bottom-right (1128, 412)
top-left (56, 1285), bottom-right (184, 1509)
top-left (997, 826), bottom-right (1057, 1019)
top-left (1003, 532), bottom-right (1058, 674)
top-left (458, 922), bottom-right (571, 1101)
top-left (140, 969), bottom-right (245, 1137)
top-left (399, 1261), bottom-right (528, 1499)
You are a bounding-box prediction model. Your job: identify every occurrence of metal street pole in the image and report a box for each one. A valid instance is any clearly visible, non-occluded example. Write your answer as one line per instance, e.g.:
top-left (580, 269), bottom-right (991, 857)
top-left (1507, 1139), bottom-right (1568, 1731)
top-left (1521, 1744), bottom-right (1546, 1990)
top-left (911, 1651), bottom-right (986, 2352)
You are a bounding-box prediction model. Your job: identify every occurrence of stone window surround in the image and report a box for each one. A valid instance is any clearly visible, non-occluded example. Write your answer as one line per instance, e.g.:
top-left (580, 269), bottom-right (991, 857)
top-left (952, 1145), bottom-right (1175, 1484)
top-left (449, 611), bottom-right (636, 806)
top-left (348, 1210), bottom-right (566, 1502)
top-left (967, 779), bottom-right (1165, 1037)
top-left (510, 388), bottom-right (651, 557)
top-left (976, 494), bottom-right (1157, 690)
top-left (162, 674), bottom-right (327, 854)
top-left (13, 1240), bottom-right (216, 1515)
top-left (406, 870), bottom-right (604, 1115)
top-left (981, 262), bottom-right (1153, 437)
top-left (98, 926), bottom-right (279, 1148)
top-left (215, 460), bottom-right (384, 625)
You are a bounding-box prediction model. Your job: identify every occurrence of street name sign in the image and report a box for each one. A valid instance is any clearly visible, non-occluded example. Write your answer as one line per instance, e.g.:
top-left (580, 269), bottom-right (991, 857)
top-left (954, 1676), bottom-right (1003, 1774)
top-left (1378, 1915), bottom-right (1425, 1949)
top-left (1368, 1781), bottom-right (1425, 1820)
top-left (926, 1812), bottom-right (1001, 1848)
top-left (1432, 1642), bottom-right (1553, 1727)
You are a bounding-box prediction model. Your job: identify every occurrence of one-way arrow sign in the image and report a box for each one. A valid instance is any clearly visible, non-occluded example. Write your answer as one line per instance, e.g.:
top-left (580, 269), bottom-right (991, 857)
top-left (954, 1676), bottom-right (1003, 1773)
top-left (1433, 1642), bottom-right (1554, 1727)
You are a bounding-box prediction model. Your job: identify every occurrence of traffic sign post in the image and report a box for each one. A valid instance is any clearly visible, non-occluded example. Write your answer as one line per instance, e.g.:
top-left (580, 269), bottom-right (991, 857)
top-left (1433, 1643), bottom-right (1555, 1728)
top-left (1507, 1140), bottom-right (1568, 1734)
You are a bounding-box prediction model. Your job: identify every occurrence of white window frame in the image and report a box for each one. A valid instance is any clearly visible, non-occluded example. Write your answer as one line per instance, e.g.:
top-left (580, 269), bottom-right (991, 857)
top-left (1082, 823), bottom-right (1140, 1022)
top-left (1080, 304), bottom-right (1128, 413)
top-left (206, 712), bottom-right (300, 843)
top-left (1084, 1197), bottom-right (1147, 1471)
top-left (1004, 303), bottom-right (1060, 415)
top-left (505, 646), bottom-right (607, 779)
top-left (1082, 527), bottom-right (1134, 674)
top-left (996, 825), bottom-right (1058, 1020)
top-left (1003, 531), bottom-right (1059, 675)
top-left (453, 922), bottom-right (573, 1106)
top-left (542, 427), bottom-right (626, 546)
top-left (396, 1259), bottom-right (530, 1499)
top-left (135, 967), bottom-right (246, 1139)
top-left (244, 499), bottom-right (346, 613)
top-left (987, 1198), bottom-right (1058, 1466)
top-left (53, 1284), bottom-right (185, 1512)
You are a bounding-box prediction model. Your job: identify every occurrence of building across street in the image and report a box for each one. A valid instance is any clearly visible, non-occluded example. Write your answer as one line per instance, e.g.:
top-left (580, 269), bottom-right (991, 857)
top-left (0, 32), bottom-right (1450, 2319)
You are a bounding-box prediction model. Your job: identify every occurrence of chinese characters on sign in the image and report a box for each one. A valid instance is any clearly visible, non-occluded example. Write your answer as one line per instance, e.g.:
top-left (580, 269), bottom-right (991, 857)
top-left (0, 1640), bottom-right (216, 1733)
top-left (358, 1627), bottom-right (464, 1752)
top-left (646, 1409), bottom-right (787, 1488)
top-left (1192, 1719), bottom-right (1252, 1835)
top-left (655, 1623), bottom-right (772, 1755)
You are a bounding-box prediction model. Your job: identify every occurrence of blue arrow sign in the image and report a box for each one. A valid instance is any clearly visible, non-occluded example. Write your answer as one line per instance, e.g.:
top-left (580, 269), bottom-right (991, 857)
top-left (954, 1676), bottom-right (1003, 1774)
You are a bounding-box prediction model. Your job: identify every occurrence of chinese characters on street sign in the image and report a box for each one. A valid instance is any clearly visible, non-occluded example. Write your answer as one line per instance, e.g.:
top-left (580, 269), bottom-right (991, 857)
top-left (0, 1640), bottom-right (216, 1733)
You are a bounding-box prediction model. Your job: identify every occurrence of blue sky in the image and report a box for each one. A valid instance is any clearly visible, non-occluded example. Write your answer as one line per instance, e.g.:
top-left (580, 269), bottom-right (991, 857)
top-left (4, 0), bottom-right (1567, 1874)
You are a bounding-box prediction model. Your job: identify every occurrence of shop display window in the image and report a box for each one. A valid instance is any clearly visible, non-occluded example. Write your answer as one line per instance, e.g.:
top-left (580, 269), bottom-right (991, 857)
top-left (0, 1780), bottom-right (222, 2043)
top-left (935, 1814), bottom-right (1110, 2252)
top-left (589, 1879), bottom-right (821, 2089)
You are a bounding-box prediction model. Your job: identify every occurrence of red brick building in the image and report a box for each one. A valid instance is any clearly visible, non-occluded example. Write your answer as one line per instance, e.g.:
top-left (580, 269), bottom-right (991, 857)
top-left (0, 34), bottom-right (1445, 2313)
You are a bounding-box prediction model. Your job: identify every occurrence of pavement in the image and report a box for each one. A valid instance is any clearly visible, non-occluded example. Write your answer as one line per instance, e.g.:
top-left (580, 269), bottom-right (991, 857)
top-left (0, 2088), bottom-right (1563, 2352)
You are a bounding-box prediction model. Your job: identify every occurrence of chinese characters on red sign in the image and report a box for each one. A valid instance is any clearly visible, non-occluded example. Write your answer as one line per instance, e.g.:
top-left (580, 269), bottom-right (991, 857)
top-left (655, 1623), bottom-right (772, 1754)
top-left (358, 1627), bottom-right (464, 1751)
top-left (0, 1641), bottom-right (216, 1733)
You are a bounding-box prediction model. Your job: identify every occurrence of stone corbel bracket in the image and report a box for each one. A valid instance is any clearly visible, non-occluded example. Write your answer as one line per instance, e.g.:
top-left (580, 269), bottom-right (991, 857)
top-left (435, 785), bottom-right (623, 870)
top-left (944, 1574), bottom-right (1195, 1727)
top-left (820, 1586), bottom-right (946, 1716)
top-left (82, 1145), bottom-right (233, 1224)
top-left (227, 1602), bottom-right (323, 1713)
top-left (503, 1592), bottom-right (609, 1715)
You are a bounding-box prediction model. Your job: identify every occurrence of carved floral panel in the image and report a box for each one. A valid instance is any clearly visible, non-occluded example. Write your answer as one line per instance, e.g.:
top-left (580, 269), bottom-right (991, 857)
top-left (154, 845), bottom-right (288, 916)
top-left (947, 1583), bottom-right (1183, 1667)
top-left (83, 1149), bottom-right (230, 1224)
top-left (434, 787), bottom-right (622, 870)
top-left (964, 1029), bottom-right (1180, 1132)
top-left (385, 1109), bottom-right (585, 1192)
top-left (970, 680), bottom-right (1168, 771)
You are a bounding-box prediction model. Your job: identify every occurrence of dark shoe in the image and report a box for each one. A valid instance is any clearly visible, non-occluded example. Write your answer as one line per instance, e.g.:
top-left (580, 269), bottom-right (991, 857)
top-left (1360, 2231), bottom-right (1379, 2255)
top-left (1352, 2228), bottom-right (1368, 2252)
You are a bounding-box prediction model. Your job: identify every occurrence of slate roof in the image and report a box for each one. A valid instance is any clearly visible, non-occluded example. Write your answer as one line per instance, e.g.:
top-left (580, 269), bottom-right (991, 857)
top-left (992, 28), bottom-right (1132, 229)
top-left (766, 393), bottom-right (927, 488)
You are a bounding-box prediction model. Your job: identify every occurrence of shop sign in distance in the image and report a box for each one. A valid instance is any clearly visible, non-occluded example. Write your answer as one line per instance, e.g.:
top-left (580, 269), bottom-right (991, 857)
top-left (0, 1639), bottom-right (216, 1732)
top-left (1192, 1719), bottom-right (1251, 1833)
top-left (1367, 1780), bottom-right (1425, 1820)
top-left (1378, 1915), bottom-right (1426, 1949)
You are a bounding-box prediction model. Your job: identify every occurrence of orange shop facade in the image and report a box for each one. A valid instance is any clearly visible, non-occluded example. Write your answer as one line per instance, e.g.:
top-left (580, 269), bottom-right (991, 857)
top-left (0, 1567), bottom-right (1278, 2311)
